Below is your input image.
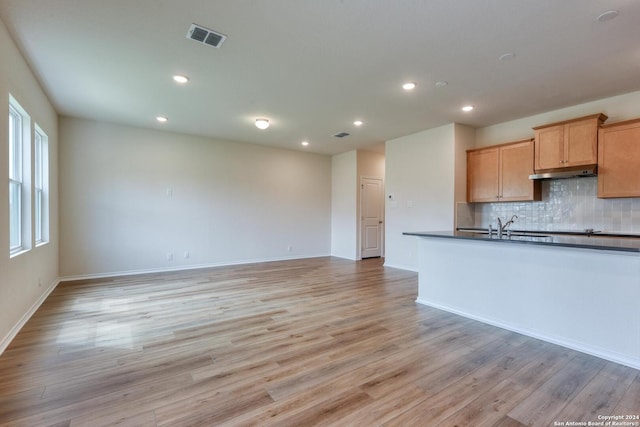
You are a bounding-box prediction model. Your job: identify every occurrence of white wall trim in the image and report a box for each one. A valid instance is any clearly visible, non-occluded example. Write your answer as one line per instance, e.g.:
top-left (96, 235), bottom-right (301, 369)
top-left (59, 253), bottom-right (331, 282)
top-left (0, 279), bottom-right (61, 356)
top-left (416, 297), bottom-right (640, 371)
top-left (382, 262), bottom-right (418, 272)
top-left (331, 253), bottom-right (357, 261)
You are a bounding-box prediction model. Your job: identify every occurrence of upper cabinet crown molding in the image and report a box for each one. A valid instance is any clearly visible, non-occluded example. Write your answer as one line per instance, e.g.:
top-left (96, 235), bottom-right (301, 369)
top-left (533, 113), bottom-right (607, 172)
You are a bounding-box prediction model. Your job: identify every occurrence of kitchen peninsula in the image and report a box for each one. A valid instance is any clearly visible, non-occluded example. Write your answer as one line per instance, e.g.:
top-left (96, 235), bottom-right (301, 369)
top-left (403, 230), bottom-right (640, 369)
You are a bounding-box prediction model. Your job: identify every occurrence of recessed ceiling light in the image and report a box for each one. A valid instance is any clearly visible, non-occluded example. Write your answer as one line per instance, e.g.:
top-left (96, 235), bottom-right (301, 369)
top-left (596, 10), bottom-right (619, 23)
top-left (255, 118), bottom-right (270, 130)
top-left (462, 105), bottom-right (474, 112)
top-left (172, 74), bottom-right (190, 84)
top-left (156, 116), bottom-right (168, 123)
top-left (353, 120), bottom-right (364, 126)
top-left (435, 81), bottom-right (448, 87)
top-left (498, 52), bottom-right (516, 61)
top-left (402, 82), bottom-right (416, 91)
top-left (301, 141), bottom-right (309, 146)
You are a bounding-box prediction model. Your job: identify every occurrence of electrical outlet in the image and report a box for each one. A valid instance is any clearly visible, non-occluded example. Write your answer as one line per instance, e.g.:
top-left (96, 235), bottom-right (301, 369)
top-left (166, 252), bottom-right (173, 261)
top-left (184, 251), bottom-right (190, 259)
top-left (287, 245), bottom-right (293, 252)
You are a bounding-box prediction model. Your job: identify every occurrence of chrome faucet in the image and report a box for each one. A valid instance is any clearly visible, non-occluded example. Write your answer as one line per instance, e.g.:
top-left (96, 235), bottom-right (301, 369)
top-left (497, 215), bottom-right (518, 238)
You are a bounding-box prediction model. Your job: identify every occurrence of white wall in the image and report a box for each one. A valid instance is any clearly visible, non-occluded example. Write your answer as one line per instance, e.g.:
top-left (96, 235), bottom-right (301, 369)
top-left (0, 21), bottom-right (59, 350)
top-left (384, 124), bottom-right (458, 270)
top-left (453, 124), bottom-right (476, 205)
top-left (59, 117), bottom-right (332, 278)
top-left (475, 90), bottom-right (640, 147)
top-left (357, 150), bottom-right (385, 178)
top-left (331, 150), bottom-right (357, 259)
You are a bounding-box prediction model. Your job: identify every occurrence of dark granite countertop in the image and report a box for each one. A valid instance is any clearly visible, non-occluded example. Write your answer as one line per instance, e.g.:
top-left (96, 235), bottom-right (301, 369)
top-left (402, 230), bottom-right (640, 253)
top-left (456, 226), bottom-right (640, 239)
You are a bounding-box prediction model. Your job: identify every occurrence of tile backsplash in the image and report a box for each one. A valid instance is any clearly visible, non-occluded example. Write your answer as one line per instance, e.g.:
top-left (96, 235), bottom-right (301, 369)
top-left (459, 177), bottom-right (640, 233)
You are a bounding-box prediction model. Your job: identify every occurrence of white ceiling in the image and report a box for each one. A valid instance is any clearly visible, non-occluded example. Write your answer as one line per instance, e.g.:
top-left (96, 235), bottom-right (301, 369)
top-left (1, 0), bottom-right (639, 155)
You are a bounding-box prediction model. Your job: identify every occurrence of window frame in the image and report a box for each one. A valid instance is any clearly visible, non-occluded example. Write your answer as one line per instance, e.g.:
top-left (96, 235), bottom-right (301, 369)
top-left (8, 95), bottom-right (32, 257)
top-left (34, 124), bottom-right (49, 246)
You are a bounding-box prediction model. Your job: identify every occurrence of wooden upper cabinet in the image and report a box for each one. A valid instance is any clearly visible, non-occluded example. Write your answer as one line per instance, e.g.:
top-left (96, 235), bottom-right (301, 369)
top-left (467, 139), bottom-right (540, 203)
top-left (598, 118), bottom-right (640, 198)
top-left (533, 113), bottom-right (607, 171)
top-left (467, 147), bottom-right (499, 202)
top-left (500, 140), bottom-right (540, 201)
top-left (535, 125), bottom-right (564, 170)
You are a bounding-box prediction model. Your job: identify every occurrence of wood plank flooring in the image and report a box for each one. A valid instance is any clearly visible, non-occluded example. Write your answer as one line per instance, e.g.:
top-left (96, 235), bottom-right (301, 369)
top-left (0, 257), bottom-right (638, 426)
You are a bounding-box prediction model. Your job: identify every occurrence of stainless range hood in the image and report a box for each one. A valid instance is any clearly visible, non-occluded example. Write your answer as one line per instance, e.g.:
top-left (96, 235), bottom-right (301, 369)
top-left (529, 165), bottom-right (597, 180)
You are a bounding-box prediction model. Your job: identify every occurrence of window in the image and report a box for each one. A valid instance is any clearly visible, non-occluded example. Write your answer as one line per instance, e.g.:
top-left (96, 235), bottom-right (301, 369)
top-left (34, 125), bottom-right (49, 245)
top-left (9, 95), bottom-right (31, 256)
top-left (9, 103), bottom-right (22, 251)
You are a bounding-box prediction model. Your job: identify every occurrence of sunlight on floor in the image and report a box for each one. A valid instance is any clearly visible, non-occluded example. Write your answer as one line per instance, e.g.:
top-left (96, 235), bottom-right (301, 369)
top-left (56, 298), bottom-right (136, 349)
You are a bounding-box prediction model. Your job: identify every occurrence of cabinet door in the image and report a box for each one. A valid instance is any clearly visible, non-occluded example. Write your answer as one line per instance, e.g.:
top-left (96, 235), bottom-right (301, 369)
top-left (565, 118), bottom-right (598, 167)
top-left (535, 125), bottom-right (564, 170)
top-left (467, 148), bottom-right (499, 202)
top-left (598, 121), bottom-right (640, 198)
top-left (500, 140), bottom-right (539, 201)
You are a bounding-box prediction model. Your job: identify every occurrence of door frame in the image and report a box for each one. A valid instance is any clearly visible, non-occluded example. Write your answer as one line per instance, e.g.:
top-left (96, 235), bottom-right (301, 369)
top-left (359, 176), bottom-right (385, 259)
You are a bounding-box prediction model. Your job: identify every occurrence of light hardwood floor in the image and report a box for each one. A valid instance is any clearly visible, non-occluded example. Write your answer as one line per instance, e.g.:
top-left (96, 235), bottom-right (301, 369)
top-left (0, 257), bottom-right (638, 426)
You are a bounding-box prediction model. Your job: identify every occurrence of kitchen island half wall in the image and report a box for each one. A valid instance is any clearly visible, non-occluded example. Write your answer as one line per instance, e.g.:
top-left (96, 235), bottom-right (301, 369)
top-left (404, 231), bottom-right (640, 370)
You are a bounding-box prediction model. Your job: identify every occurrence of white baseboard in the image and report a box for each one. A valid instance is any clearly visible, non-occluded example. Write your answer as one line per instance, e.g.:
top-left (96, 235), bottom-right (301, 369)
top-left (415, 297), bottom-right (640, 371)
top-left (0, 279), bottom-right (61, 356)
top-left (59, 253), bottom-right (331, 282)
top-left (330, 255), bottom-right (358, 261)
top-left (383, 262), bottom-right (418, 272)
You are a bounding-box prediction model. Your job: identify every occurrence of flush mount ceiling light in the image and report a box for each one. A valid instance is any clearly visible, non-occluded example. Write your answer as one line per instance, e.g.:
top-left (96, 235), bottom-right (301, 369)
top-left (402, 82), bottom-right (416, 91)
top-left (301, 141), bottom-right (309, 146)
top-left (462, 105), bottom-right (475, 112)
top-left (596, 10), bottom-right (619, 23)
top-left (435, 81), bottom-right (448, 87)
top-left (255, 118), bottom-right (270, 130)
top-left (353, 120), bottom-right (364, 126)
top-left (156, 116), bottom-right (168, 123)
top-left (172, 74), bottom-right (190, 84)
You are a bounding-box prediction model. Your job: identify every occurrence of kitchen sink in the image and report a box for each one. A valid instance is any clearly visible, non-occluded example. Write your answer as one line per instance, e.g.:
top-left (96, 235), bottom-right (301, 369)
top-left (456, 228), bottom-right (551, 240)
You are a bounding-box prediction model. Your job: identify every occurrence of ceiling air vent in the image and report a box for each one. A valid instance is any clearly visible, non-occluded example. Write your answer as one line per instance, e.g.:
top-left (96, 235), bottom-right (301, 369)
top-left (333, 132), bottom-right (350, 138)
top-left (187, 23), bottom-right (226, 48)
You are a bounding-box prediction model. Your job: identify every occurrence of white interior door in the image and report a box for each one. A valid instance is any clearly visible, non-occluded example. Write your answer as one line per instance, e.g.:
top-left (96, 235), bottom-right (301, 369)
top-left (360, 177), bottom-right (383, 258)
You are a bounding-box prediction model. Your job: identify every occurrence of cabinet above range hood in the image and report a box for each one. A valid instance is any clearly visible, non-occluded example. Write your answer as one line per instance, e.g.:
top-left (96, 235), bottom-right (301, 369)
top-left (529, 165), bottom-right (597, 180)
